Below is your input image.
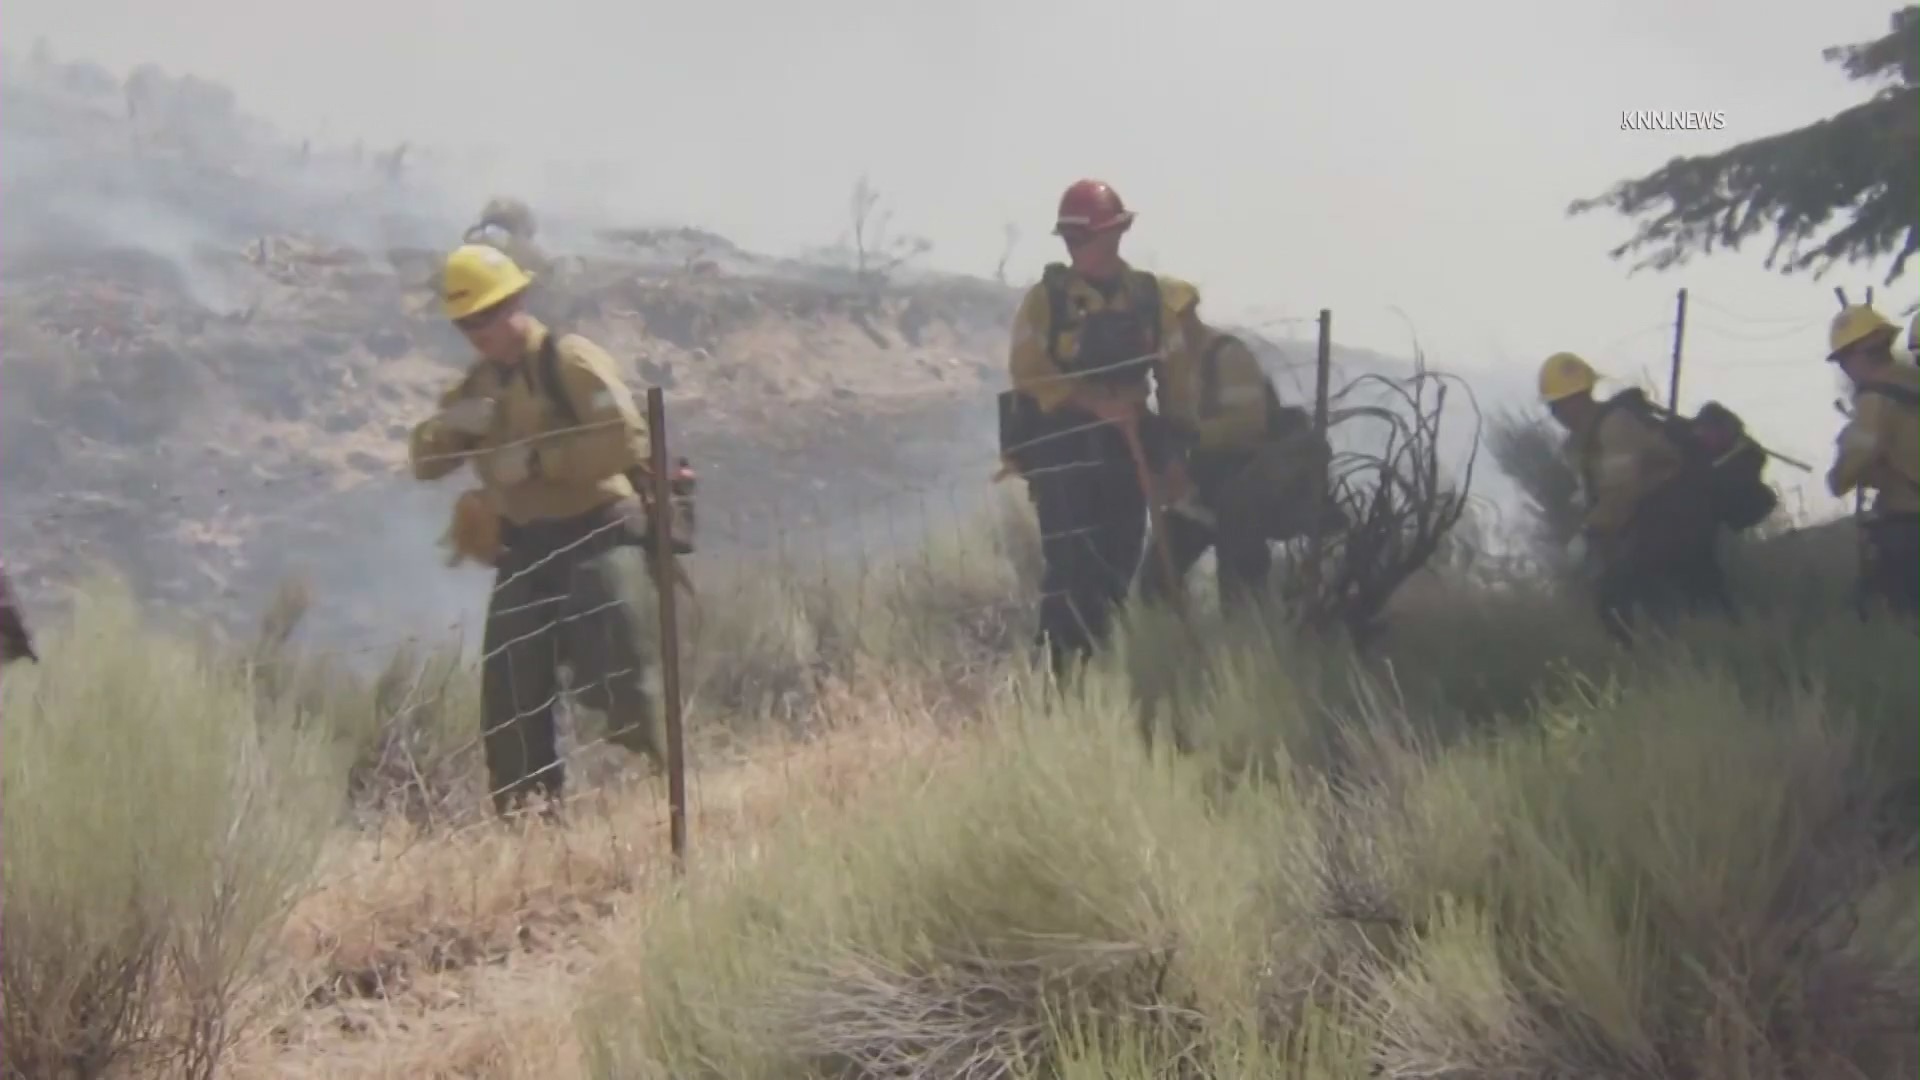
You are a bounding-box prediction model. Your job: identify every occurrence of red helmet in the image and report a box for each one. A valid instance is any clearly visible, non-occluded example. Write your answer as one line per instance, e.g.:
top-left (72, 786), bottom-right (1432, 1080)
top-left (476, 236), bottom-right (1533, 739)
top-left (1053, 179), bottom-right (1135, 236)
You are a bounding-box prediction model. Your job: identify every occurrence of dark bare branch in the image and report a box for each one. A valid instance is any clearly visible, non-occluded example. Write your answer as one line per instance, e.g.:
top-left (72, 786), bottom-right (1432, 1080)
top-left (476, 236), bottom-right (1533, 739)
top-left (1278, 365), bottom-right (1482, 644)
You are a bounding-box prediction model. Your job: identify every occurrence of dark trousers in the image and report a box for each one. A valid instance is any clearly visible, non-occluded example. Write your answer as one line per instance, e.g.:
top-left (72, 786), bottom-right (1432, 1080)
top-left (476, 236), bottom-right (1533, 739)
top-left (1025, 421), bottom-right (1148, 680)
top-left (1593, 531), bottom-right (1731, 645)
top-left (482, 507), bottom-right (664, 817)
top-left (1860, 513), bottom-right (1919, 622)
top-left (1138, 450), bottom-right (1272, 611)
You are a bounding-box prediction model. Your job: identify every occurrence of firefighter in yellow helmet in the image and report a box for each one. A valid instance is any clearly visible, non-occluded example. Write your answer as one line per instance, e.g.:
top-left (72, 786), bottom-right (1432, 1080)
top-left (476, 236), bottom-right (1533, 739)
top-left (1824, 304), bottom-right (1919, 621)
top-left (1539, 350), bottom-right (1729, 642)
top-left (409, 244), bottom-right (664, 817)
top-left (998, 179), bottom-right (1200, 678)
top-left (464, 196), bottom-right (553, 278)
top-left (1137, 303), bottom-right (1342, 610)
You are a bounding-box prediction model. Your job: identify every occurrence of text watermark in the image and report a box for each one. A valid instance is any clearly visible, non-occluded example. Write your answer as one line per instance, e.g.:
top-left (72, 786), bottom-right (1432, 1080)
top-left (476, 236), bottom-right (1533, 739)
top-left (1621, 109), bottom-right (1727, 132)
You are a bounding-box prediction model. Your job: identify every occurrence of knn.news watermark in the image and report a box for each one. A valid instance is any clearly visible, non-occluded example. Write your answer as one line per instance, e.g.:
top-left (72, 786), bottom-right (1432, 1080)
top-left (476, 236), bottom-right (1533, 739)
top-left (1621, 109), bottom-right (1727, 132)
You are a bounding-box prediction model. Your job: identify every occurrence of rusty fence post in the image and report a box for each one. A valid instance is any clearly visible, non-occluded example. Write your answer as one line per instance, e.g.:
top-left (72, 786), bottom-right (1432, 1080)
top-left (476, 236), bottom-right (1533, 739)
top-left (1305, 309), bottom-right (1333, 589)
top-left (644, 387), bottom-right (688, 871)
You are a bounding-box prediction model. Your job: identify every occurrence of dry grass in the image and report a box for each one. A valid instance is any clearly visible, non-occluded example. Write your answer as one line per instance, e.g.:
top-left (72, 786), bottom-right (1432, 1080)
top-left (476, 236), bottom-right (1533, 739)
top-left (1, 579), bottom-right (345, 1080)
top-left (228, 684), bottom-right (960, 1079)
top-left (1, 494), bottom-right (1012, 1079)
top-left (4, 491), bottom-right (1913, 1079)
top-left (580, 601), bottom-right (1918, 1079)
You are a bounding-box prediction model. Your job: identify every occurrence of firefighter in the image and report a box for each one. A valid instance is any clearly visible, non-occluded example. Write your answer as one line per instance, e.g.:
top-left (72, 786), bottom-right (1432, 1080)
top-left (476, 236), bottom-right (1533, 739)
top-left (1825, 304), bottom-right (1919, 621)
top-left (410, 244), bottom-right (664, 817)
top-left (1000, 179), bottom-right (1199, 678)
top-left (1138, 305), bottom-right (1339, 611)
top-left (465, 196), bottom-right (554, 278)
top-left (1538, 351), bottom-right (1729, 643)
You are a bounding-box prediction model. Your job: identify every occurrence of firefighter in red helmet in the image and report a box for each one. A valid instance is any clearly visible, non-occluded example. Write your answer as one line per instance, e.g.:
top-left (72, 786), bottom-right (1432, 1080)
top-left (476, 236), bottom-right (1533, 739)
top-left (998, 179), bottom-right (1201, 679)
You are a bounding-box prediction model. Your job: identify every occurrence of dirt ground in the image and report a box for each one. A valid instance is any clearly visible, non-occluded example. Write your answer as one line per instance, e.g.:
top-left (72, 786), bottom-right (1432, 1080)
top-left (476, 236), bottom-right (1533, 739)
top-left (228, 683), bottom-right (963, 1079)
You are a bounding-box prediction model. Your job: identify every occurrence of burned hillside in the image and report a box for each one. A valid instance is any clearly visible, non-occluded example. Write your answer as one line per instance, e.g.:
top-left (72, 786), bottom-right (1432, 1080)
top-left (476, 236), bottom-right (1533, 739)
top-left (0, 47), bottom-right (1507, 651)
top-left (0, 51), bottom-right (1021, 645)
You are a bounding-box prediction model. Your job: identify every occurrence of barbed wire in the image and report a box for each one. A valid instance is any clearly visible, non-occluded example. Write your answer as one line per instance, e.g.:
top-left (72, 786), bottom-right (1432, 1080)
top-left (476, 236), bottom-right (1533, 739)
top-left (23, 287), bottom-right (1861, 537)
top-left (1689, 294), bottom-right (1838, 326)
top-left (24, 287), bottom-right (1883, 899)
top-left (1685, 313), bottom-right (1831, 344)
top-left (294, 469), bottom-right (1055, 892)
top-left (286, 342), bottom-right (1467, 760)
top-left (25, 286), bottom-right (1866, 649)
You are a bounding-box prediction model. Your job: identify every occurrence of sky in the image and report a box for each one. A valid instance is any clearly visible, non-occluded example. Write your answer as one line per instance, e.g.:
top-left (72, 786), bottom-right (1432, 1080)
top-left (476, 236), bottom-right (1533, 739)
top-left (8, 0), bottom-right (1914, 519)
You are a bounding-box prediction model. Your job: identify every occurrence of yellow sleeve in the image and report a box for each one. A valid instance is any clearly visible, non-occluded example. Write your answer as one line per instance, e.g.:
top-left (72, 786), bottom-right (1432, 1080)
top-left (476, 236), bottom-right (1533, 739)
top-left (1150, 276), bottom-right (1204, 427)
top-left (1155, 275), bottom-right (1200, 328)
top-left (1194, 338), bottom-right (1273, 451)
top-left (1008, 285), bottom-right (1073, 413)
top-left (534, 335), bottom-right (650, 484)
top-left (1826, 394), bottom-right (1886, 498)
top-left (1583, 411), bottom-right (1678, 535)
top-left (408, 382), bottom-right (477, 481)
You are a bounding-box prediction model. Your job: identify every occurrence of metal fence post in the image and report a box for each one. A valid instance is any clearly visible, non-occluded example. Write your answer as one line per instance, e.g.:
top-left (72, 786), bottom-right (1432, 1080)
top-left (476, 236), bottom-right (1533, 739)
top-left (644, 387), bottom-right (688, 871)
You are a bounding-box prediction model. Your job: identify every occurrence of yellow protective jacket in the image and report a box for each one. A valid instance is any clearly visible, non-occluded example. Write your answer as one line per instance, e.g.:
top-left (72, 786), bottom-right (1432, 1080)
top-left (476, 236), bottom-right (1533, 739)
top-left (1566, 398), bottom-right (1688, 539)
top-left (1007, 260), bottom-right (1200, 414)
top-left (409, 317), bottom-right (650, 527)
top-left (1829, 362), bottom-right (1920, 516)
top-left (1158, 323), bottom-right (1281, 452)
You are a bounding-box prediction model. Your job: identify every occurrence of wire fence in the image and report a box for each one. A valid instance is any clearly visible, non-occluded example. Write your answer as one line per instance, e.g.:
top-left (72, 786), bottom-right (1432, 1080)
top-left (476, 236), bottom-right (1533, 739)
top-left (286, 406), bottom-right (1060, 899)
top-left (29, 285), bottom-right (1883, 910)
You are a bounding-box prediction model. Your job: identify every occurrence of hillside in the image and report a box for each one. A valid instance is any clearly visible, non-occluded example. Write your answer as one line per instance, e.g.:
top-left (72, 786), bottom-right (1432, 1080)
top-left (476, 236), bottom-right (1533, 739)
top-left (0, 53), bottom-right (1026, 646)
top-left (0, 49), bottom-right (1528, 651)
top-left (4, 44), bottom-right (1912, 1080)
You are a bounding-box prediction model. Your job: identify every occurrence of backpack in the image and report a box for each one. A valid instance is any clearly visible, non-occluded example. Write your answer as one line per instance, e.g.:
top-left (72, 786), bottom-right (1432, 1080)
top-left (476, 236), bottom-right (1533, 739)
top-left (535, 332), bottom-right (696, 554)
top-left (1598, 388), bottom-right (1777, 531)
top-left (1196, 333), bottom-right (1289, 438)
top-left (1040, 262), bottom-right (1163, 384)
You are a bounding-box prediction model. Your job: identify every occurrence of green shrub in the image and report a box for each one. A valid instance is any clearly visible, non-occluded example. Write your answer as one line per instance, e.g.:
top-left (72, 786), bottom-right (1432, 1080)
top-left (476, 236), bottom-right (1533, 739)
top-left (231, 579), bottom-right (481, 822)
top-left (1, 577), bottom-right (346, 1080)
top-left (578, 579), bottom-right (1918, 1079)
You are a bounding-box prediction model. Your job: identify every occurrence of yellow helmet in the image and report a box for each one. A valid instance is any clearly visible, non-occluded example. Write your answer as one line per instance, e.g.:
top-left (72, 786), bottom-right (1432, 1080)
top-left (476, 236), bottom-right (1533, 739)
top-left (1538, 351), bottom-right (1599, 403)
top-left (442, 243), bottom-right (532, 321)
top-left (1827, 304), bottom-right (1896, 360)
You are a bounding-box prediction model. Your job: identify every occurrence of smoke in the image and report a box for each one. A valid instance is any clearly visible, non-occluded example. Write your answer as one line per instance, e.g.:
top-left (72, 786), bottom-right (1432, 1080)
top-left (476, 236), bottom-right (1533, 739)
top-left (279, 482), bottom-right (492, 662)
top-left (0, 45), bottom-right (1029, 652)
top-left (0, 51), bottom-right (515, 648)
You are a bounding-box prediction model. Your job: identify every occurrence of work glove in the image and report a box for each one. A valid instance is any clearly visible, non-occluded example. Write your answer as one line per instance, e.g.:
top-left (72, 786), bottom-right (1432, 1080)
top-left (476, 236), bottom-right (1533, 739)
top-left (1565, 533), bottom-right (1589, 567)
top-left (1168, 495), bottom-right (1216, 529)
top-left (487, 444), bottom-right (537, 486)
top-left (436, 396), bottom-right (497, 437)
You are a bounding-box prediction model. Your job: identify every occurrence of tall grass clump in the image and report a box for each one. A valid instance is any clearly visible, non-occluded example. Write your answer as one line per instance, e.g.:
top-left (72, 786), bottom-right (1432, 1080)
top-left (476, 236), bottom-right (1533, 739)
top-left (578, 663), bottom-right (1347, 1079)
top-left (674, 491), bottom-right (1040, 731)
top-left (236, 578), bottom-right (481, 821)
top-left (579, 574), bottom-right (1918, 1078)
top-left (1, 576), bottom-right (347, 1080)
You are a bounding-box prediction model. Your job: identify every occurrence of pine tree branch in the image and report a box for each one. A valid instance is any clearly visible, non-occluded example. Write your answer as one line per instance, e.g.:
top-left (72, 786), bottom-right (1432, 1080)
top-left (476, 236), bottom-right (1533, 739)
top-left (1568, 7), bottom-right (1920, 286)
